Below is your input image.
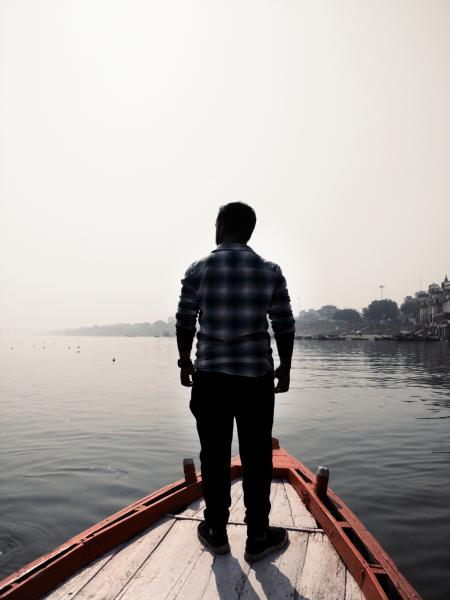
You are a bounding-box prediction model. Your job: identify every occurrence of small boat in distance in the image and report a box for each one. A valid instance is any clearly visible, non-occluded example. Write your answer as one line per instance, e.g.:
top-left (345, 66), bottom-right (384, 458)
top-left (0, 439), bottom-right (421, 600)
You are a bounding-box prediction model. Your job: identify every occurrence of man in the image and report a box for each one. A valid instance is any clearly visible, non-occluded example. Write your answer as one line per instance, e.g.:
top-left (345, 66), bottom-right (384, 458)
top-left (175, 202), bottom-right (295, 562)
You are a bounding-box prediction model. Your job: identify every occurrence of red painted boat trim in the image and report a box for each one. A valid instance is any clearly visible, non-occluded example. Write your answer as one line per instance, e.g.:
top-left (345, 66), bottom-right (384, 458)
top-left (268, 442), bottom-right (421, 600)
top-left (0, 442), bottom-right (421, 600)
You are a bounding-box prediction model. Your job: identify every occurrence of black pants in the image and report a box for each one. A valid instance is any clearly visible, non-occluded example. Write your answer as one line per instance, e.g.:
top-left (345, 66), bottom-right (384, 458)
top-left (189, 369), bottom-right (275, 537)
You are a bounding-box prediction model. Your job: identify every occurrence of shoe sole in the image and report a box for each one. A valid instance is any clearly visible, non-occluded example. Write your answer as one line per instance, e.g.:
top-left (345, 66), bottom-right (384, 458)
top-left (197, 529), bottom-right (230, 555)
top-left (244, 533), bottom-right (289, 563)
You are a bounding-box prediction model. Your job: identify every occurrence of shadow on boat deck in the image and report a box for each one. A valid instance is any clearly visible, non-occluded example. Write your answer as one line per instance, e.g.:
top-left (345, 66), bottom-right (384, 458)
top-left (208, 542), bottom-right (309, 600)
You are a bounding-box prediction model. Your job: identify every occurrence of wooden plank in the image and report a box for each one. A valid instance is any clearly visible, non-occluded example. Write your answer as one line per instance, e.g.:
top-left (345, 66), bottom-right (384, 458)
top-left (42, 549), bottom-right (119, 600)
top-left (70, 517), bottom-right (174, 599)
top-left (230, 478), bottom-right (280, 524)
top-left (165, 524), bottom-right (251, 600)
top-left (180, 477), bottom-right (242, 518)
top-left (229, 478), bottom-right (245, 514)
top-left (240, 530), bottom-right (309, 599)
top-left (178, 477), bottom-right (281, 526)
top-left (115, 519), bottom-right (205, 600)
top-left (345, 571), bottom-right (365, 600)
top-left (229, 487), bottom-right (246, 522)
top-left (177, 496), bottom-right (206, 518)
top-left (284, 481), bottom-right (318, 529)
top-left (269, 480), bottom-right (294, 527)
top-left (269, 479), bottom-right (283, 517)
top-left (297, 532), bottom-right (347, 600)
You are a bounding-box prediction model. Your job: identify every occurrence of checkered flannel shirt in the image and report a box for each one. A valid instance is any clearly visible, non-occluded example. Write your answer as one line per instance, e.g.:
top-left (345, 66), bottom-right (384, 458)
top-left (175, 242), bottom-right (295, 377)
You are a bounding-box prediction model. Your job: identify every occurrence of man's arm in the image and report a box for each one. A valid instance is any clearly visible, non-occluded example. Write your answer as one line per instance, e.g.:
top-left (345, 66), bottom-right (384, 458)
top-left (175, 263), bottom-right (199, 387)
top-left (268, 266), bottom-right (296, 393)
top-left (176, 326), bottom-right (195, 362)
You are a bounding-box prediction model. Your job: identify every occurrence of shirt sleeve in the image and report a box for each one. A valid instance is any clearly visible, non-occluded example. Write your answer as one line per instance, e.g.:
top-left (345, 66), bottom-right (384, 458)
top-left (268, 265), bottom-right (296, 336)
top-left (175, 262), bottom-right (200, 331)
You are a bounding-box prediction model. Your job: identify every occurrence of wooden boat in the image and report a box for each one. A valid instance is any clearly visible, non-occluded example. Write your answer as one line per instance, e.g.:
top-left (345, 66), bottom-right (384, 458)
top-left (0, 438), bottom-right (421, 600)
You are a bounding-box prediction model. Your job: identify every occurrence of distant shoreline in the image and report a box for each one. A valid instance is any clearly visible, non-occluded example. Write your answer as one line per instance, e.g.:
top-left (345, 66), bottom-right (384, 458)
top-left (295, 333), bottom-right (446, 342)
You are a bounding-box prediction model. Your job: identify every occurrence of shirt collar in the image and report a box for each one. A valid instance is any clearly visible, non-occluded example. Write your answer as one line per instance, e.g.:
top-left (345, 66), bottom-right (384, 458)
top-left (212, 242), bottom-right (254, 252)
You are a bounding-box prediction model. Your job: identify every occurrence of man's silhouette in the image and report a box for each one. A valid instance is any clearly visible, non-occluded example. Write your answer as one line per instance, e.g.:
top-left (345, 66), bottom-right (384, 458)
top-left (176, 202), bottom-right (295, 561)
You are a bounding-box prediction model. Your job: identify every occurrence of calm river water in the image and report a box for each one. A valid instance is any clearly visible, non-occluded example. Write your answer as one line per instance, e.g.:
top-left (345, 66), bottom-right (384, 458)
top-left (0, 335), bottom-right (449, 599)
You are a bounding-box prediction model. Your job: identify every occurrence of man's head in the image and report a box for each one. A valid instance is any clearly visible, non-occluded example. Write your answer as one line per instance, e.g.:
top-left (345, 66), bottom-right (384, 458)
top-left (215, 202), bottom-right (257, 245)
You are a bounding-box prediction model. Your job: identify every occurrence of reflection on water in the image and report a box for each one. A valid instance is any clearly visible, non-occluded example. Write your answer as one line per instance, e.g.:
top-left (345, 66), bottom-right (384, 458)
top-left (0, 336), bottom-right (449, 599)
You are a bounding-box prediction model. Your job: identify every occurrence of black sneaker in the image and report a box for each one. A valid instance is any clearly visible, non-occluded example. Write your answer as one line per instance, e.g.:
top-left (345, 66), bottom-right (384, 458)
top-left (197, 521), bottom-right (230, 554)
top-left (244, 526), bottom-right (289, 562)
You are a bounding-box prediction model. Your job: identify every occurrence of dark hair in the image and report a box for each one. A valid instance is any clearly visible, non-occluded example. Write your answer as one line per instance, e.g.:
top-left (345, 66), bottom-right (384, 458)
top-left (216, 202), bottom-right (256, 242)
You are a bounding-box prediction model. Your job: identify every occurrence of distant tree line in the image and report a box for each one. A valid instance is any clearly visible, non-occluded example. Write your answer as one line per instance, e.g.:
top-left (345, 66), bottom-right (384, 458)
top-left (54, 298), bottom-right (421, 337)
top-left (332, 308), bottom-right (362, 323)
top-left (364, 298), bottom-right (420, 324)
top-left (54, 318), bottom-right (176, 337)
top-left (363, 299), bottom-right (400, 322)
top-left (297, 299), bottom-right (420, 331)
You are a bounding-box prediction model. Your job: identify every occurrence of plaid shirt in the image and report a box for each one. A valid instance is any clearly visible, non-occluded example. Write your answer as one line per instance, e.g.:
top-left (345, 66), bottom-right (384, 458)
top-left (176, 242), bottom-right (295, 377)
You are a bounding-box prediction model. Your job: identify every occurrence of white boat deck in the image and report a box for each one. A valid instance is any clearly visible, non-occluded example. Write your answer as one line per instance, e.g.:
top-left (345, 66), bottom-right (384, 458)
top-left (44, 478), bottom-right (365, 599)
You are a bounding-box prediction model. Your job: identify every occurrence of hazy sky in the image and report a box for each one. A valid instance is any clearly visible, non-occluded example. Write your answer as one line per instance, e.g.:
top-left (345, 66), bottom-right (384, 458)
top-left (1, 0), bottom-right (449, 330)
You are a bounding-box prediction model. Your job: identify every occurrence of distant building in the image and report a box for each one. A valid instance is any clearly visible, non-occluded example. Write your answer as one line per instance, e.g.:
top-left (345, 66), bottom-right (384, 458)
top-left (415, 275), bottom-right (450, 326)
top-left (442, 276), bottom-right (450, 315)
top-left (415, 291), bottom-right (429, 325)
top-left (317, 305), bottom-right (337, 320)
top-left (298, 309), bottom-right (320, 321)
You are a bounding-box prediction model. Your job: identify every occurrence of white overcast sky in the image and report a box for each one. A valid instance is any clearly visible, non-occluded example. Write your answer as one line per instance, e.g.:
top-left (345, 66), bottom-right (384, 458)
top-left (1, 0), bottom-right (449, 330)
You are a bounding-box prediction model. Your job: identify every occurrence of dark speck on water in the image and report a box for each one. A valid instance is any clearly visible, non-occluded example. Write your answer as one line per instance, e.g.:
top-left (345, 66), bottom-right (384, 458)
top-left (0, 335), bottom-right (449, 599)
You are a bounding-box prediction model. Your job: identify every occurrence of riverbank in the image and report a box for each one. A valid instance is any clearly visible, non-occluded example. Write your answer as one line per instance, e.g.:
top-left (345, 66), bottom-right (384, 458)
top-left (295, 333), bottom-right (447, 342)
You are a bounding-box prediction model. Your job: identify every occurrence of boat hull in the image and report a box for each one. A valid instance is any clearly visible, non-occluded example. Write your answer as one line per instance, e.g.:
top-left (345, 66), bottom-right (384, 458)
top-left (0, 439), bottom-right (421, 600)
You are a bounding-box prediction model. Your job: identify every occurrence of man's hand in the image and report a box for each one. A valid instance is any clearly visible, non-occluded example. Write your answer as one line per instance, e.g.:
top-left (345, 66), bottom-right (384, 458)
top-left (180, 362), bottom-right (196, 387)
top-left (274, 364), bottom-right (290, 393)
